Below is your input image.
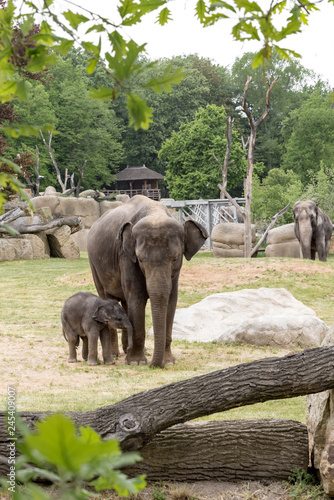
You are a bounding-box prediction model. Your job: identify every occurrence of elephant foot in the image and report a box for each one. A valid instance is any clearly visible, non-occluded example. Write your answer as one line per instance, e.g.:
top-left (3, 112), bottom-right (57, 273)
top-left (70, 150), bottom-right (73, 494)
top-left (164, 350), bottom-right (176, 365)
top-left (126, 349), bottom-right (147, 365)
top-left (104, 358), bottom-right (116, 365)
top-left (87, 360), bottom-right (98, 366)
top-left (68, 358), bottom-right (77, 363)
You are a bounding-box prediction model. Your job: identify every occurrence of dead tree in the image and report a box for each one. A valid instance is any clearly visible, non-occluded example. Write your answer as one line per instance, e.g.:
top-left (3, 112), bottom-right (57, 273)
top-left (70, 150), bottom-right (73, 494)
top-left (39, 130), bottom-right (69, 193)
top-left (20, 146), bottom-right (41, 197)
top-left (242, 76), bottom-right (279, 257)
top-left (218, 116), bottom-right (234, 200)
top-left (63, 161), bottom-right (87, 198)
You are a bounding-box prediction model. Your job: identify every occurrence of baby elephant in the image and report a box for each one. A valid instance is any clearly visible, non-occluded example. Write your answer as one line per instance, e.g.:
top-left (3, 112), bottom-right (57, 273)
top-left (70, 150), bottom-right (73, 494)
top-left (61, 292), bottom-right (133, 365)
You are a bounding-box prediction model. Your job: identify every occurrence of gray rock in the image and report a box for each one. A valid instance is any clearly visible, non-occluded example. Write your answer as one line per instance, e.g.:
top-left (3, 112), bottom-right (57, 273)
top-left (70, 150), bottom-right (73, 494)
top-left (211, 223), bottom-right (256, 246)
top-left (116, 194), bottom-right (130, 203)
top-left (165, 288), bottom-right (327, 348)
top-left (47, 225), bottom-right (80, 259)
top-left (265, 223), bottom-right (300, 258)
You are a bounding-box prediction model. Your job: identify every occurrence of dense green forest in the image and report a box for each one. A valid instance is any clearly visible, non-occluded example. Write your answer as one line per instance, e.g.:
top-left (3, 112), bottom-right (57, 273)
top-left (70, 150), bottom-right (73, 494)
top-left (4, 47), bottom-right (334, 223)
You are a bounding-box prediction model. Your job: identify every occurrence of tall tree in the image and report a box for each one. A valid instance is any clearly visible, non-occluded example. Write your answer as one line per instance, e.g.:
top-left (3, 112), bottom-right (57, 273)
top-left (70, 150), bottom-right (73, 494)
top-left (229, 51), bottom-right (328, 173)
top-left (281, 91), bottom-right (334, 184)
top-left (159, 104), bottom-right (246, 200)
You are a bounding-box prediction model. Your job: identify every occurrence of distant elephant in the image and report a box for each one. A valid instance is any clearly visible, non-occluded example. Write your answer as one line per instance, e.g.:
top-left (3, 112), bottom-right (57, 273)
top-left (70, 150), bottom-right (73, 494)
top-left (293, 200), bottom-right (333, 262)
top-left (61, 292), bottom-right (133, 365)
top-left (87, 195), bottom-right (209, 368)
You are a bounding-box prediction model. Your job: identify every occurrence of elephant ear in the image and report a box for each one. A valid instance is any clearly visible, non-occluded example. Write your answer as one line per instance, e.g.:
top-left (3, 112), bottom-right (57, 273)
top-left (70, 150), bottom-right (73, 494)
top-left (119, 222), bottom-right (136, 263)
top-left (183, 220), bottom-right (209, 261)
top-left (92, 305), bottom-right (108, 324)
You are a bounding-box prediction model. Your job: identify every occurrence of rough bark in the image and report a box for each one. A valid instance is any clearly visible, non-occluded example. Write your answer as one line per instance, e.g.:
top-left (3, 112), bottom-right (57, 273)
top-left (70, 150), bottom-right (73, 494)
top-left (1, 345), bottom-right (334, 472)
top-left (242, 76), bottom-right (279, 257)
top-left (0, 208), bottom-right (24, 225)
top-left (124, 420), bottom-right (309, 481)
top-left (0, 216), bottom-right (82, 234)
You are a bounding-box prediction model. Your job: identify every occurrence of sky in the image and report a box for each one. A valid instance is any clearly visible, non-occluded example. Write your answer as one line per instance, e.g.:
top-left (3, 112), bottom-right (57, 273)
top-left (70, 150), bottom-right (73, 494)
top-left (79, 0), bottom-right (334, 86)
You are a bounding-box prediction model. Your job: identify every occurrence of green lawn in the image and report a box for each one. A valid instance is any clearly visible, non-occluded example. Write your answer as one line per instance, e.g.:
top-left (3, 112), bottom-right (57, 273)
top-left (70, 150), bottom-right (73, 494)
top-left (1, 252), bottom-right (333, 423)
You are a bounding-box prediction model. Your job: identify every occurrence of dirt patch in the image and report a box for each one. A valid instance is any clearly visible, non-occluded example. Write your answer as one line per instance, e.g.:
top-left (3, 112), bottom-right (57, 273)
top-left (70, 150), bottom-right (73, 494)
top-left (179, 259), bottom-right (334, 291)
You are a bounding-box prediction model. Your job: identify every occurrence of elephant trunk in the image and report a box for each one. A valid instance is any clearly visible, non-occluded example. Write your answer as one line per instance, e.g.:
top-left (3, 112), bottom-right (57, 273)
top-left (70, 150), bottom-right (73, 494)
top-left (146, 275), bottom-right (172, 368)
top-left (298, 218), bottom-right (313, 259)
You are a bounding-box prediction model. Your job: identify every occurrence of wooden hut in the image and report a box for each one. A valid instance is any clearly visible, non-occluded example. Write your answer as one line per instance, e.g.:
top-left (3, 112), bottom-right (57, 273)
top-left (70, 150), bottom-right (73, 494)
top-left (115, 165), bottom-right (164, 201)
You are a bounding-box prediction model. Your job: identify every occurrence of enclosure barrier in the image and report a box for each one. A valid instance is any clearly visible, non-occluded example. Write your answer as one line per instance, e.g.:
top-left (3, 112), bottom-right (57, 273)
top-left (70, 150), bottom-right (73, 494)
top-left (161, 198), bottom-right (246, 249)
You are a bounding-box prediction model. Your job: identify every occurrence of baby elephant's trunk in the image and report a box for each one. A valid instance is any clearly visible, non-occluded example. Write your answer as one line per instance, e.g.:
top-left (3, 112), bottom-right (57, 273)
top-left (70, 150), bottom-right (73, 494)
top-left (125, 322), bottom-right (133, 350)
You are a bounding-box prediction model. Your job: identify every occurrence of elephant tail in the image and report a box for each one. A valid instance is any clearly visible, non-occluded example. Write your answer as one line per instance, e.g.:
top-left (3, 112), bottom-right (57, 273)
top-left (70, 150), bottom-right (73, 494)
top-left (62, 327), bottom-right (80, 348)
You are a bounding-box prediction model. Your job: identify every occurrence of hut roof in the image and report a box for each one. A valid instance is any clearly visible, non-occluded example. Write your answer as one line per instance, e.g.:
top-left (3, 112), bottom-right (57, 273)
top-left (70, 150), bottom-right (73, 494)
top-left (116, 165), bottom-right (164, 182)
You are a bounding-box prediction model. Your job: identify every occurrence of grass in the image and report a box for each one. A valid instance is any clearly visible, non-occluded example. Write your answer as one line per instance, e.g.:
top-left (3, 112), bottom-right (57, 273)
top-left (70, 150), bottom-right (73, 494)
top-left (1, 252), bottom-right (334, 421)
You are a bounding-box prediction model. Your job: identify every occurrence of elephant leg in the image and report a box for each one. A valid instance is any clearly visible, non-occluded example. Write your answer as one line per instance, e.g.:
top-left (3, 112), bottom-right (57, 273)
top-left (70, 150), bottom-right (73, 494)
top-left (311, 248), bottom-right (316, 260)
top-left (164, 283), bottom-right (178, 365)
top-left (110, 328), bottom-right (120, 358)
top-left (317, 239), bottom-right (327, 262)
top-left (121, 329), bottom-right (128, 353)
top-left (126, 296), bottom-right (148, 365)
top-left (100, 327), bottom-right (115, 365)
top-left (87, 329), bottom-right (99, 365)
top-left (81, 337), bottom-right (88, 361)
top-left (63, 322), bottom-right (78, 363)
top-left (68, 338), bottom-right (77, 363)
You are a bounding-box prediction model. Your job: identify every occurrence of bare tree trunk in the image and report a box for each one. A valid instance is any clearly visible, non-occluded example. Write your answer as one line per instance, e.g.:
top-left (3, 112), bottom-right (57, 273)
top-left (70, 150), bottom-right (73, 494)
top-left (124, 419), bottom-right (309, 481)
top-left (251, 202), bottom-right (290, 256)
top-left (39, 131), bottom-right (68, 193)
top-left (220, 117), bottom-right (234, 199)
top-left (242, 76), bottom-right (279, 257)
top-left (1, 344), bottom-right (334, 470)
top-left (0, 216), bottom-right (82, 234)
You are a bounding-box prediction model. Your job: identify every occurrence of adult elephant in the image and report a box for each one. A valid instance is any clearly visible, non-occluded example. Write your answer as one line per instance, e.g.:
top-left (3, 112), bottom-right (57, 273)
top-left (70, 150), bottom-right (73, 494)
top-left (87, 195), bottom-right (209, 368)
top-left (293, 200), bottom-right (333, 262)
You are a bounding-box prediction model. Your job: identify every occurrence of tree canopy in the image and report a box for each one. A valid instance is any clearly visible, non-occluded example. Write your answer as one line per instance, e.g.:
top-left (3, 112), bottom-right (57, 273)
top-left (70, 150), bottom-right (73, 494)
top-left (159, 104), bottom-right (246, 199)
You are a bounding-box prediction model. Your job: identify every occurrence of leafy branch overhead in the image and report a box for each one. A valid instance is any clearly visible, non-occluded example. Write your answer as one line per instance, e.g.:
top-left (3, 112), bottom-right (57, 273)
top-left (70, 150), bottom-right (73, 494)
top-left (1, 0), bottom-right (333, 130)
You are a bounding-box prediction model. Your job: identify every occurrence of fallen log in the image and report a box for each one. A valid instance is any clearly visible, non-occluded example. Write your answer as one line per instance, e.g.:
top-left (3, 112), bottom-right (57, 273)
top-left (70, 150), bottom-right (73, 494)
top-left (0, 345), bottom-right (334, 467)
top-left (124, 419), bottom-right (309, 481)
top-left (0, 216), bottom-right (82, 235)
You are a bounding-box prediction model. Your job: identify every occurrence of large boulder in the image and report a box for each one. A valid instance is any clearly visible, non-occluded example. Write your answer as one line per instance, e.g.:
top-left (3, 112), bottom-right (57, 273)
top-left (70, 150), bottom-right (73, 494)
top-left (265, 223), bottom-right (300, 258)
top-left (0, 234), bottom-right (49, 261)
top-left (47, 225), bottom-right (80, 259)
top-left (211, 223), bottom-right (256, 258)
top-left (166, 288), bottom-right (328, 348)
top-left (307, 327), bottom-right (334, 496)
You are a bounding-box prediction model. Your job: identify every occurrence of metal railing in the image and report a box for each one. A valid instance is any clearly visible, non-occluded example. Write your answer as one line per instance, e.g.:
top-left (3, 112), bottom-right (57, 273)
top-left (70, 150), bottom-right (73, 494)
top-left (161, 198), bottom-right (246, 249)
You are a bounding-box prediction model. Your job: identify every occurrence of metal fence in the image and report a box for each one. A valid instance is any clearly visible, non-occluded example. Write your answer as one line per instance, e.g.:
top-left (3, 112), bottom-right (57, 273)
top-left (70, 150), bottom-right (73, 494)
top-left (161, 198), bottom-right (246, 249)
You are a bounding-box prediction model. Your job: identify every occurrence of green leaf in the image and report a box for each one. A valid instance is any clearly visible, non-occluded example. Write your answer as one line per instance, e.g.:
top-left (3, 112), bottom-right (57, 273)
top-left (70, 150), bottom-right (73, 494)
top-left (209, 1), bottom-right (236, 13)
top-left (232, 20), bottom-right (260, 41)
top-left (63, 10), bottom-right (89, 30)
top-left (86, 58), bottom-right (97, 74)
top-left (0, 224), bottom-right (20, 236)
top-left (20, 15), bottom-right (35, 36)
top-left (25, 52), bottom-right (58, 72)
top-left (93, 471), bottom-right (146, 496)
top-left (196, 0), bottom-right (207, 22)
top-left (143, 65), bottom-right (186, 92)
top-left (156, 7), bottom-right (172, 25)
top-left (127, 93), bottom-right (153, 130)
top-left (234, 0), bottom-right (263, 13)
top-left (89, 86), bottom-right (114, 100)
top-left (54, 39), bottom-right (74, 56)
top-left (82, 41), bottom-right (101, 58)
top-left (85, 24), bottom-right (106, 34)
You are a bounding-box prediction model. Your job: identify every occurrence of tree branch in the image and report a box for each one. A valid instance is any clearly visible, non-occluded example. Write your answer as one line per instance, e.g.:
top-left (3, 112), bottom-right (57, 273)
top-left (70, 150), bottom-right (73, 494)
top-left (217, 182), bottom-right (246, 219)
top-left (251, 202), bottom-right (291, 256)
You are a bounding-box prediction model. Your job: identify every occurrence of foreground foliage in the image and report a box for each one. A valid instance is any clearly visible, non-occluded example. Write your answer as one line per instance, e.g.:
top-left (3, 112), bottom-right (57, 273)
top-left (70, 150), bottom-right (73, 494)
top-left (1, 414), bottom-right (145, 499)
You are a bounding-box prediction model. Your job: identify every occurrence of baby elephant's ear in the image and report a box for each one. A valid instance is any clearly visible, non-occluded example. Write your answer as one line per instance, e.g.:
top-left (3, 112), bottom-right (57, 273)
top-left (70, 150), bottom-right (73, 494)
top-left (92, 306), bottom-right (108, 323)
